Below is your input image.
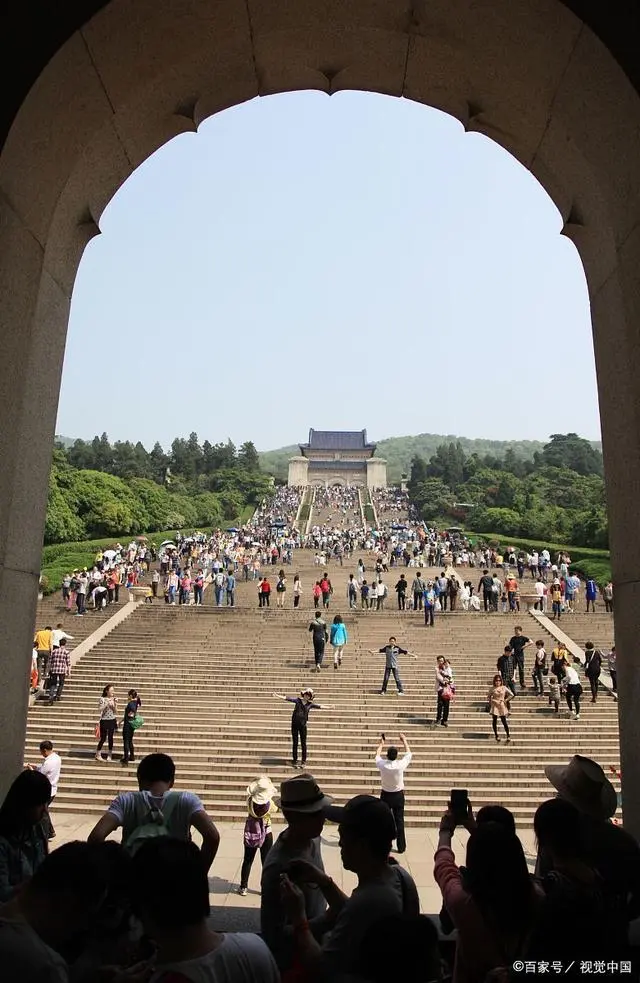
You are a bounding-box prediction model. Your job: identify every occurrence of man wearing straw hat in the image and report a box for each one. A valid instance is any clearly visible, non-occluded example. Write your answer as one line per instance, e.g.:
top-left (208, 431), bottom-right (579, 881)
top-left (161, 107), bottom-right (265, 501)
top-left (541, 754), bottom-right (640, 948)
top-left (261, 773), bottom-right (333, 972)
top-left (237, 775), bottom-right (278, 897)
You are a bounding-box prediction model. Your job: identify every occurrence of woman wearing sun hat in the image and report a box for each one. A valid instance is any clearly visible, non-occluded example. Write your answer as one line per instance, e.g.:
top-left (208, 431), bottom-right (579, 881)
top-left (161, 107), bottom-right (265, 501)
top-left (237, 776), bottom-right (279, 896)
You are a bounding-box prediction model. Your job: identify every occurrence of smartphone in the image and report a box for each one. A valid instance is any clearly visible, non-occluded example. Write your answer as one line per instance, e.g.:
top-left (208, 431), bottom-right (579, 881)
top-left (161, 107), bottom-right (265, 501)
top-left (450, 788), bottom-right (469, 819)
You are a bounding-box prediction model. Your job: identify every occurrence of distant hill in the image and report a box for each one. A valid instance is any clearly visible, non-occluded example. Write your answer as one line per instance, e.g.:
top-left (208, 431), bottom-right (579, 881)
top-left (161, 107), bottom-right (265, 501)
top-left (54, 435), bottom-right (76, 449)
top-left (259, 433), bottom-right (602, 483)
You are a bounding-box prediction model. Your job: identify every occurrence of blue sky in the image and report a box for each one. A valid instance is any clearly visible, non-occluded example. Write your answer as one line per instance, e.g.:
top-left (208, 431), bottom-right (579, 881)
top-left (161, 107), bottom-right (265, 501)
top-left (58, 90), bottom-right (598, 451)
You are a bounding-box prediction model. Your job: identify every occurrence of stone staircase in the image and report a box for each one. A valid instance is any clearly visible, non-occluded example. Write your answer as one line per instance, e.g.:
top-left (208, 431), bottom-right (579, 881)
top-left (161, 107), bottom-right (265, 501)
top-left (25, 556), bottom-right (621, 826)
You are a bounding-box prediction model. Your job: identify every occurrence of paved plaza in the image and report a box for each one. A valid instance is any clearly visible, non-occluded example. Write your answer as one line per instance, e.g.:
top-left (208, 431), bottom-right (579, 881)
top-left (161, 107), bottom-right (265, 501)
top-left (52, 813), bottom-right (538, 929)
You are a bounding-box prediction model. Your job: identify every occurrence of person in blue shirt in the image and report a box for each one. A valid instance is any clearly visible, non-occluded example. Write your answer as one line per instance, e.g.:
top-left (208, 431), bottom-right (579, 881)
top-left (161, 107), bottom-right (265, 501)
top-left (585, 577), bottom-right (598, 613)
top-left (226, 570), bottom-right (236, 607)
top-left (329, 615), bottom-right (348, 670)
top-left (423, 582), bottom-right (437, 627)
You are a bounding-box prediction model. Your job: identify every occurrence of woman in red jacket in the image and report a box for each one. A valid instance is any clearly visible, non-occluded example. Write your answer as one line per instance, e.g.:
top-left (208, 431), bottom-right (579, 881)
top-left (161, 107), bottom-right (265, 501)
top-left (261, 577), bottom-right (271, 607)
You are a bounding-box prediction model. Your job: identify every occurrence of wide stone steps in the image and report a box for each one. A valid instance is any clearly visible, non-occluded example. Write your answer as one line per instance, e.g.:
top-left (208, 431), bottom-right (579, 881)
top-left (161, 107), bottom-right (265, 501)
top-left (26, 555), bottom-right (621, 827)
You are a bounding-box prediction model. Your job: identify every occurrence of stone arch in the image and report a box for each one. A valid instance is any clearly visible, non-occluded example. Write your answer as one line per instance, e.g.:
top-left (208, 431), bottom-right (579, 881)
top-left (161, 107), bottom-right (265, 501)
top-left (2, 0), bottom-right (640, 829)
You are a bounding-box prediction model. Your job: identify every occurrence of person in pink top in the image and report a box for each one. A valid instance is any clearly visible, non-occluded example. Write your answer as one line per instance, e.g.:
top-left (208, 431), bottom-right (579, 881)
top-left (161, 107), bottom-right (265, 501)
top-left (433, 803), bottom-right (541, 982)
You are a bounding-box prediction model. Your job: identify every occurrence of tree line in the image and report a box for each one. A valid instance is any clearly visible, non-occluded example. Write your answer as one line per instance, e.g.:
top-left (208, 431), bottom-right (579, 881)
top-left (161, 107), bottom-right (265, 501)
top-left (45, 434), bottom-right (273, 543)
top-left (408, 433), bottom-right (608, 548)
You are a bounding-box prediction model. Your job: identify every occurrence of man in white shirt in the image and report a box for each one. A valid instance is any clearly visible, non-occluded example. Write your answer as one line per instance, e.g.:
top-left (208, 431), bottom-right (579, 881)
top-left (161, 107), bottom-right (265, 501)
top-left (51, 623), bottom-right (73, 649)
top-left (29, 740), bottom-right (61, 839)
top-left (375, 732), bottom-right (412, 853)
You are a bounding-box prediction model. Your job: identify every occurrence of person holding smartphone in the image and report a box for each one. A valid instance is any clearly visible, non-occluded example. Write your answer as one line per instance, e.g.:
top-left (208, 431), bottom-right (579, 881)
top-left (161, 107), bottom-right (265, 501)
top-left (375, 733), bottom-right (412, 853)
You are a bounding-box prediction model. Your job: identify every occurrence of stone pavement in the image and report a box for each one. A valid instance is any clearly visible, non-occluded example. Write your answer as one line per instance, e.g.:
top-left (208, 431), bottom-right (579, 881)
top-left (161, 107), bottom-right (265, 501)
top-left (52, 812), bottom-right (538, 931)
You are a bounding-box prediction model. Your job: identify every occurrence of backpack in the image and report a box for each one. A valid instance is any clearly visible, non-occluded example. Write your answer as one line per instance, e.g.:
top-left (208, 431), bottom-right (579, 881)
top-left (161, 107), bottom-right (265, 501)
top-left (124, 791), bottom-right (181, 855)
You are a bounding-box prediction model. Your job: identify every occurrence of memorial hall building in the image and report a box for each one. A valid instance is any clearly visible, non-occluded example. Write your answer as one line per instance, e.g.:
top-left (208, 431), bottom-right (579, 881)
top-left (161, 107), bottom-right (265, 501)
top-left (287, 429), bottom-right (387, 488)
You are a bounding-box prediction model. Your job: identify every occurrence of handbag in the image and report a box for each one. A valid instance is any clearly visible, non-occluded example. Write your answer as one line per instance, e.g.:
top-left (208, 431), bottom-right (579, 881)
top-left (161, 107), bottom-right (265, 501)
top-left (131, 714), bottom-right (145, 730)
top-left (441, 684), bottom-right (453, 701)
top-left (94, 723), bottom-right (101, 739)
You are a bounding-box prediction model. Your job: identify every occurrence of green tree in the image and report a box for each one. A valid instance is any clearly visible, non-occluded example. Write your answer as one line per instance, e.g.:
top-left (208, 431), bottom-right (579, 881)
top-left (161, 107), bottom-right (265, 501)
top-left (542, 433), bottom-right (603, 476)
top-left (238, 440), bottom-right (260, 471)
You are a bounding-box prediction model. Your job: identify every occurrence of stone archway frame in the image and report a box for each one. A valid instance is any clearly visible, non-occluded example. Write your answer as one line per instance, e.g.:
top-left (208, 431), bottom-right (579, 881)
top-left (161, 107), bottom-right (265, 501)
top-left (2, 0), bottom-right (640, 829)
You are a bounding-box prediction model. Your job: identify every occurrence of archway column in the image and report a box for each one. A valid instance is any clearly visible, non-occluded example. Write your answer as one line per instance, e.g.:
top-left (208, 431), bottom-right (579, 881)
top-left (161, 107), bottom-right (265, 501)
top-left (0, 197), bottom-right (69, 796)
top-left (589, 233), bottom-right (640, 840)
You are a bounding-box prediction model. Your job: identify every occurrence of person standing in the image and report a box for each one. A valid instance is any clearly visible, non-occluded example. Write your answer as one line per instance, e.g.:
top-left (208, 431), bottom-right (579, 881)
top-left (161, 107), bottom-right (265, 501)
top-left (508, 626), bottom-right (533, 690)
top-left (33, 626), bottom-right (53, 692)
top-left (121, 688), bottom-right (142, 766)
top-left (272, 689), bottom-right (334, 769)
top-left (151, 568), bottom-right (161, 599)
top-left (532, 640), bottom-right (548, 696)
top-left (192, 569), bottom-right (204, 606)
top-left (423, 581), bottom-right (436, 627)
top-left (375, 732), bottom-right (411, 853)
top-left (488, 673), bottom-right (512, 743)
top-left (293, 574), bottom-right (303, 608)
top-left (320, 573), bottom-right (332, 610)
top-left (563, 659), bottom-right (583, 719)
top-left (370, 636), bottom-right (415, 695)
top-left (308, 610), bottom-right (328, 672)
top-left (435, 656), bottom-right (455, 726)
top-left (395, 573), bottom-right (407, 610)
top-left (551, 641), bottom-right (569, 685)
top-left (608, 645), bottom-right (617, 692)
top-left (276, 570), bottom-right (287, 608)
top-left (347, 574), bottom-right (358, 609)
top-left (497, 645), bottom-right (516, 696)
top-left (46, 637), bottom-right (71, 702)
top-left (478, 569), bottom-right (494, 612)
top-left (603, 581), bottom-right (614, 612)
top-left (329, 614), bottom-right (348, 670)
top-left (29, 740), bottom-right (61, 839)
top-left (550, 579), bottom-right (563, 619)
top-left (237, 776), bottom-right (278, 896)
top-left (225, 568), bottom-right (236, 607)
top-left (411, 572), bottom-right (425, 611)
top-left (260, 774), bottom-right (333, 972)
top-left (261, 575), bottom-right (271, 608)
top-left (585, 577), bottom-right (598, 612)
top-left (95, 684), bottom-right (117, 762)
top-left (584, 641), bottom-right (602, 702)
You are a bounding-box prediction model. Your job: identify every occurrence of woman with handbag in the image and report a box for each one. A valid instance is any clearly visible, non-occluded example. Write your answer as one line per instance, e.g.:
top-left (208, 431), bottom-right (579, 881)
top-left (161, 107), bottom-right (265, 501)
top-left (121, 688), bottom-right (142, 766)
top-left (237, 776), bottom-right (278, 896)
top-left (435, 656), bottom-right (455, 728)
top-left (95, 684), bottom-right (117, 762)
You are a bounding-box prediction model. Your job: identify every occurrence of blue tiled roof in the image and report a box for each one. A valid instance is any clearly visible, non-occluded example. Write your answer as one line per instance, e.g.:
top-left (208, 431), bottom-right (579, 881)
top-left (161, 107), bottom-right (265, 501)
top-left (301, 429), bottom-right (375, 451)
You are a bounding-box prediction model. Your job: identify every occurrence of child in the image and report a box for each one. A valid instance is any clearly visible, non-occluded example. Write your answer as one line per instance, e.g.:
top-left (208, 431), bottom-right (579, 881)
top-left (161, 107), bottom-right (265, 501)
top-left (548, 675), bottom-right (560, 712)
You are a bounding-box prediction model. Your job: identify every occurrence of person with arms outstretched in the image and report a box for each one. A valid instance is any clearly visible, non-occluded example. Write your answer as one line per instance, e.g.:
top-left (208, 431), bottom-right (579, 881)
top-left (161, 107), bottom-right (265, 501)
top-left (369, 636), bottom-right (416, 695)
top-left (273, 688), bottom-right (335, 769)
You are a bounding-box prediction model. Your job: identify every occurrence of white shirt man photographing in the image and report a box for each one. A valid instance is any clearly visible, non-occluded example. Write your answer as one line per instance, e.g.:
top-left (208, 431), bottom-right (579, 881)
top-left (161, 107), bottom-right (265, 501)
top-left (375, 733), bottom-right (412, 853)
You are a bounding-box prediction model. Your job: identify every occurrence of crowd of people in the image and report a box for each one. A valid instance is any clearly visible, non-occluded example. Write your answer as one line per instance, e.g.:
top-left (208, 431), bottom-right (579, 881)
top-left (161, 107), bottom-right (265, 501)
top-left (0, 748), bottom-right (637, 982)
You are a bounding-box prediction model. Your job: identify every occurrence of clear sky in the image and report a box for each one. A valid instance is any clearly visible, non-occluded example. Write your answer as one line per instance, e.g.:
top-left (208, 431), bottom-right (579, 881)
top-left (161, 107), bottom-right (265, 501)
top-left (58, 90), bottom-right (599, 452)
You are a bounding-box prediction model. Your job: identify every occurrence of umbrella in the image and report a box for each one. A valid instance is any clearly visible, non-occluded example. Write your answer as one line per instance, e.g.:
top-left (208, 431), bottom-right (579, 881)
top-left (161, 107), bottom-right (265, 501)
top-left (160, 540), bottom-right (175, 548)
top-left (103, 549), bottom-right (116, 559)
top-left (136, 535), bottom-right (148, 541)
top-left (227, 527), bottom-right (240, 533)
